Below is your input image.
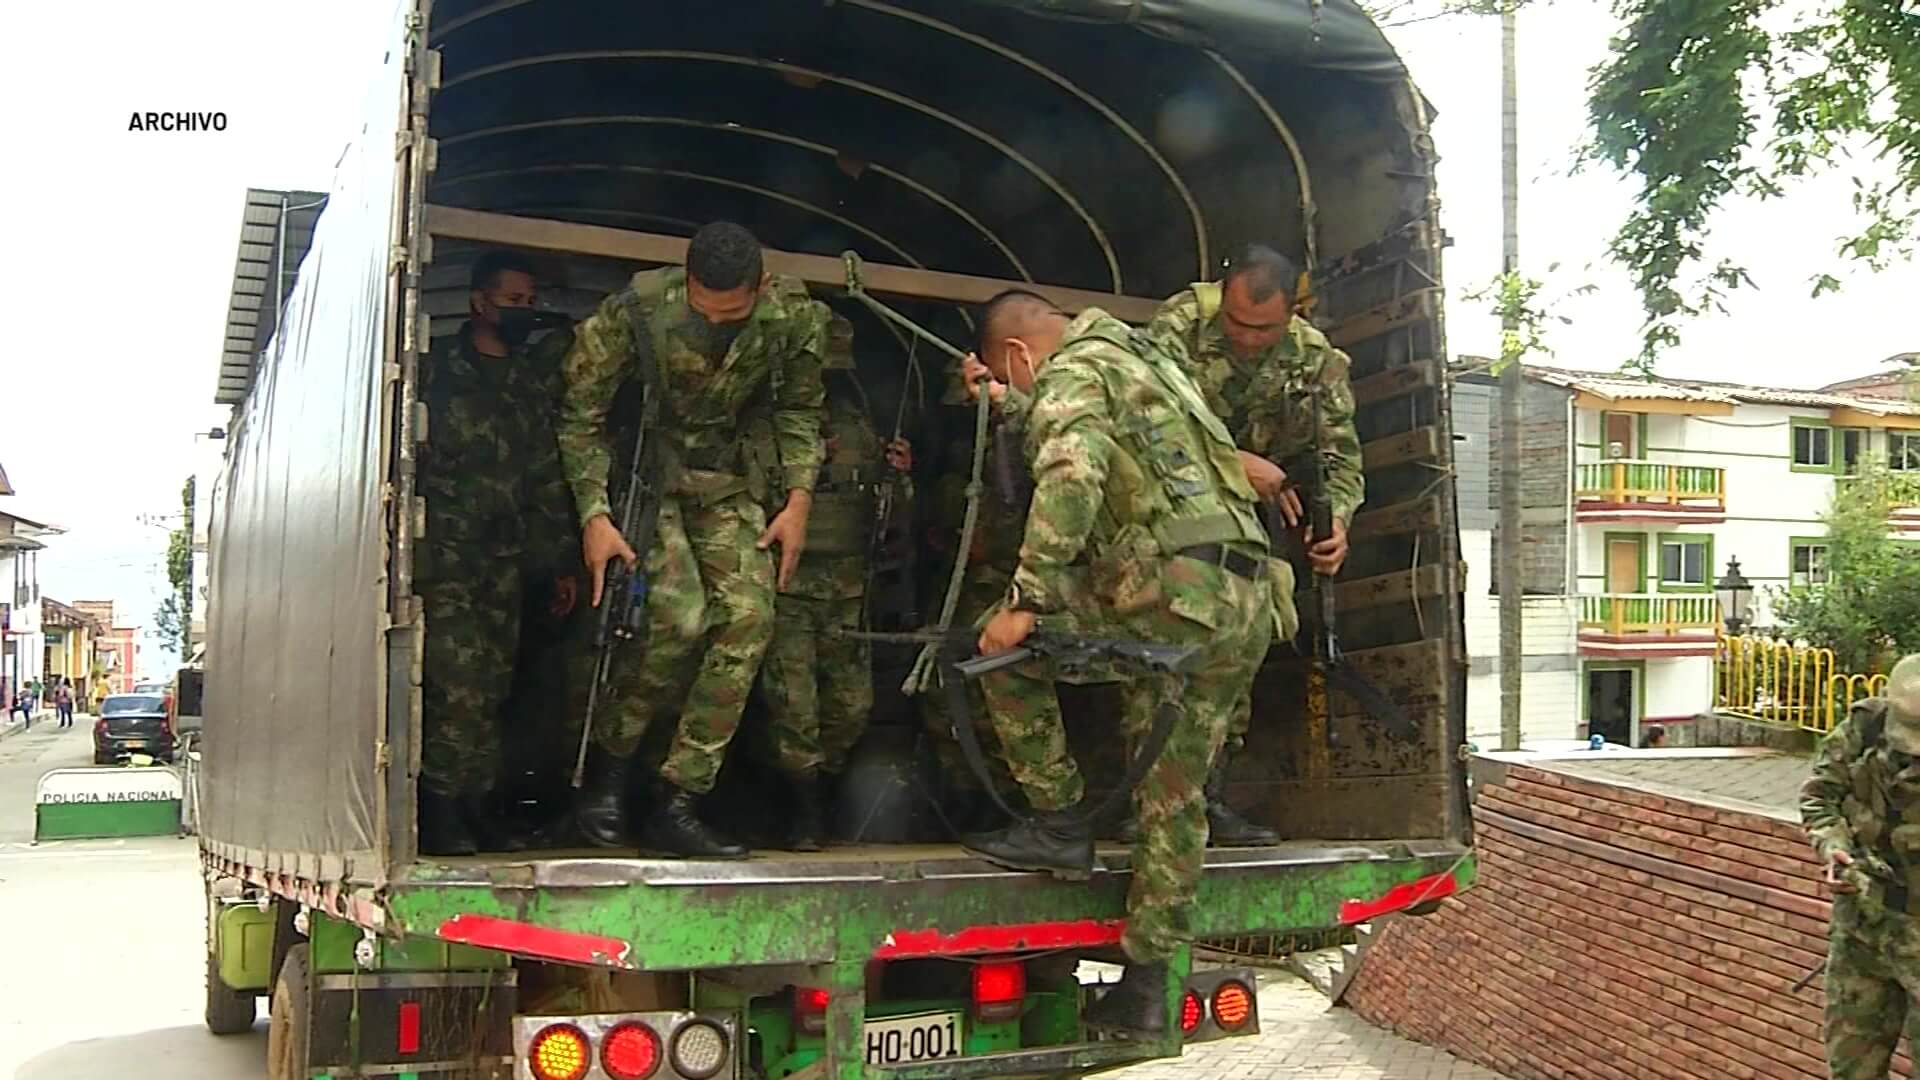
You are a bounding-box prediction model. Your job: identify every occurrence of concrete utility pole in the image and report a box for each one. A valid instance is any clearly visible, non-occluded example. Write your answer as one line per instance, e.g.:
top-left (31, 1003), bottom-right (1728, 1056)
top-left (1498, 0), bottom-right (1524, 751)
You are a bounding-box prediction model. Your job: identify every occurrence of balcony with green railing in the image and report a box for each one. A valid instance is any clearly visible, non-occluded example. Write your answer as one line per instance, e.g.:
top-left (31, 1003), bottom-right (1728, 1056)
top-left (1575, 460), bottom-right (1726, 522)
top-left (1578, 593), bottom-right (1721, 641)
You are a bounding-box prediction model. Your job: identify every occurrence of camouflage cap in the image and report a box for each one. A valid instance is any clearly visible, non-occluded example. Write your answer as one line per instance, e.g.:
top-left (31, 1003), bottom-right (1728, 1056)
top-left (1887, 654), bottom-right (1920, 754)
top-left (824, 313), bottom-right (855, 371)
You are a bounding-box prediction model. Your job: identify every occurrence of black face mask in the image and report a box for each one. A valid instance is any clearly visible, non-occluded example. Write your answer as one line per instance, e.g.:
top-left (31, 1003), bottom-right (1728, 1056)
top-left (494, 305), bottom-right (539, 347)
top-left (686, 306), bottom-right (748, 359)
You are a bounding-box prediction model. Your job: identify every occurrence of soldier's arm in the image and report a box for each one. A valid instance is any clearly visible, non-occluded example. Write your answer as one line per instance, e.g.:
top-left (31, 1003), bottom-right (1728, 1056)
top-left (557, 291), bottom-right (638, 526)
top-left (1800, 717), bottom-right (1861, 862)
top-left (531, 329), bottom-right (584, 572)
top-left (1316, 347), bottom-right (1367, 525)
top-left (773, 298), bottom-right (830, 495)
top-left (1009, 359), bottom-right (1113, 613)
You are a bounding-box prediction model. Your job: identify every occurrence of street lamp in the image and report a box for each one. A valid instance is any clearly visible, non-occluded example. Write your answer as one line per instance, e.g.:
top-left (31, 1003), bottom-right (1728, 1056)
top-left (1716, 557), bottom-right (1753, 636)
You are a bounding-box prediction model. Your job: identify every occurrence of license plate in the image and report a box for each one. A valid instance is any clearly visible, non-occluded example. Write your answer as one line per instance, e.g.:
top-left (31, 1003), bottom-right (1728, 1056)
top-left (863, 1011), bottom-right (963, 1066)
top-left (124, 741), bottom-right (146, 750)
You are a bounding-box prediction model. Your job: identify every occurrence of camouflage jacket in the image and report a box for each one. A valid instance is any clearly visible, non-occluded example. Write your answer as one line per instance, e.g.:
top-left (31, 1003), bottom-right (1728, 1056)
top-left (1012, 309), bottom-right (1267, 619)
top-left (762, 383), bottom-right (912, 601)
top-left (557, 268), bottom-right (828, 525)
top-left (417, 323), bottom-right (578, 577)
top-left (1147, 285), bottom-right (1366, 524)
top-left (1802, 698), bottom-right (1920, 870)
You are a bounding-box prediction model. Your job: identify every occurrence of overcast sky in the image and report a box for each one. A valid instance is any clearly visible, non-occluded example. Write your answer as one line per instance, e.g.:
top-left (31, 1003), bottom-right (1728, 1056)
top-left (0, 0), bottom-right (1911, 672)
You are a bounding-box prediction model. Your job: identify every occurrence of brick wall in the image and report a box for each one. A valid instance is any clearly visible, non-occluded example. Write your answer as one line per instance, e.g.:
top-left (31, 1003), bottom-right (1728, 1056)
top-left (1480, 377), bottom-right (1571, 595)
top-left (1345, 760), bottom-right (1902, 1080)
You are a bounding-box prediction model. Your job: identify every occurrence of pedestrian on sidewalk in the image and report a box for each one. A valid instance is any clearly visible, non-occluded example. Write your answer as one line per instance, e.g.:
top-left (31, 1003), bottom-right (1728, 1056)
top-left (55, 679), bottom-right (74, 728)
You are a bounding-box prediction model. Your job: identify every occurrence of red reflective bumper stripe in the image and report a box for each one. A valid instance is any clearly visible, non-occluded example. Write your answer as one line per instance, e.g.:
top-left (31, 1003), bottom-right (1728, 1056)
top-left (875, 919), bottom-right (1125, 959)
top-left (397, 1000), bottom-right (421, 1055)
top-left (1338, 870), bottom-right (1459, 925)
top-left (436, 913), bottom-right (633, 967)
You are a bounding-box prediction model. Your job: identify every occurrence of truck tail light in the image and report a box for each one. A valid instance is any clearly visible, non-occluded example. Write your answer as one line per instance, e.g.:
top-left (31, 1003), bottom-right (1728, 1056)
top-left (396, 1000), bottom-right (421, 1055)
top-left (794, 986), bottom-right (830, 1035)
top-left (1210, 979), bottom-right (1254, 1031)
top-left (527, 1023), bottom-right (592, 1080)
top-left (668, 1019), bottom-right (730, 1079)
top-left (971, 961), bottom-right (1025, 1023)
top-left (600, 1021), bottom-right (663, 1080)
top-left (1179, 989), bottom-right (1204, 1036)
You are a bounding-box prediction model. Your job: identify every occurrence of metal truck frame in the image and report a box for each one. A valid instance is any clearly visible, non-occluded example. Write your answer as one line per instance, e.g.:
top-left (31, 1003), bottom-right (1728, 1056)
top-left (196, 2), bottom-right (1474, 1077)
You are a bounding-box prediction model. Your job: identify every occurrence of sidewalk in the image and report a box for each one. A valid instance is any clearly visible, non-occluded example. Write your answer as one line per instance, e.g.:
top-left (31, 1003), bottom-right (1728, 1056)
top-left (1112, 973), bottom-right (1511, 1079)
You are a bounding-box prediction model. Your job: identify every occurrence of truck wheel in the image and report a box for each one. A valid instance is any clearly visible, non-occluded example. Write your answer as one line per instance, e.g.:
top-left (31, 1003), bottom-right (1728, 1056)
top-left (205, 946), bottom-right (259, 1034)
top-left (266, 944), bottom-right (311, 1080)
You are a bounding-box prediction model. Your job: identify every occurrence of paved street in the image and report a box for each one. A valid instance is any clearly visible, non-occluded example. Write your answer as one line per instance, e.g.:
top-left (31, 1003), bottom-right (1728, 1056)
top-left (0, 720), bottom-right (1502, 1080)
top-left (0, 720), bottom-right (264, 1079)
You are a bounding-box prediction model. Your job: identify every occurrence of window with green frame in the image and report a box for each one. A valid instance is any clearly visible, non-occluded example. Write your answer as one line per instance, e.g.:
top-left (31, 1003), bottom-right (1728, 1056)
top-left (1789, 537), bottom-right (1830, 587)
top-left (1657, 532), bottom-right (1713, 591)
top-left (1791, 419), bottom-right (1833, 471)
top-left (1889, 431), bottom-right (1920, 472)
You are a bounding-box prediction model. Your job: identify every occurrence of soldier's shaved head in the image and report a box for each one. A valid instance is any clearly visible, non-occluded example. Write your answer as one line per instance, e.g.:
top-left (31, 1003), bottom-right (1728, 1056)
top-left (978, 290), bottom-right (1071, 392)
top-left (1890, 654), bottom-right (1920, 712)
top-left (1218, 244), bottom-right (1299, 359)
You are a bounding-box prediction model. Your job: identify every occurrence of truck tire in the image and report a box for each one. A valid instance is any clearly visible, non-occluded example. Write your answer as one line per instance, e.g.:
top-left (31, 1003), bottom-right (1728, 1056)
top-left (205, 945), bottom-right (259, 1034)
top-left (266, 944), bottom-right (311, 1080)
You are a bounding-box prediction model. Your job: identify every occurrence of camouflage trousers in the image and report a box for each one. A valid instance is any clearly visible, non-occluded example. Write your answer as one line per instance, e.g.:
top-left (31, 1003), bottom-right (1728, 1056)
top-left (977, 558), bottom-right (1270, 964)
top-left (419, 556), bottom-right (523, 796)
top-left (919, 567), bottom-right (1020, 797)
top-left (1825, 898), bottom-right (1920, 1079)
top-left (759, 592), bottom-right (873, 776)
top-left (1225, 555), bottom-right (1300, 757)
top-left (597, 492), bottom-right (774, 794)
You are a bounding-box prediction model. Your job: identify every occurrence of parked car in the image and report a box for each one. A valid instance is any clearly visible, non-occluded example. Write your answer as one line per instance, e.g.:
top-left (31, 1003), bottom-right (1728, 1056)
top-left (133, 681), bottom-right (169, 693)
top-left (94, 693), bottom-right (175, 764)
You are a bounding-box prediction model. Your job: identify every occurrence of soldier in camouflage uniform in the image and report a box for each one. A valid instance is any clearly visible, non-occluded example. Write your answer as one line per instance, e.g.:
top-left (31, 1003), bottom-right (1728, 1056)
top-left (417, 251), bottom-right (581, 856)
top-left (1143, 244), bottom-right (1364, 846)
top-left (965, 291), bottom-right (1273, 1038)
top-left (559, 223), bottom-right (827, 858)
top-left (1801, 654), bottom-right (1920, 1080)
top-left (752, 314), bottom-right (913, 850)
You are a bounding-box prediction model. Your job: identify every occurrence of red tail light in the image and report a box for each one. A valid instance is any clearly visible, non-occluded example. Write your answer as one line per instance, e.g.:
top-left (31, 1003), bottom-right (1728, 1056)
top-left (527, 1023), bottom-right (591, 1080)
top-left (396, 1000), bottom-right (420, 1055)
top-left (972, 961), bottom-right (1025, 1023)
top-left (1211, 980), bottom-right (1254, 1031)
top-left (600, 1021), bottom-right (663, 1080)
top-left (94, 718), bottom-right (107, 738)
top-left (794, 986), bottom-right (830, 1035)
top-left (1179, 990), bottom-right (1204, 1036)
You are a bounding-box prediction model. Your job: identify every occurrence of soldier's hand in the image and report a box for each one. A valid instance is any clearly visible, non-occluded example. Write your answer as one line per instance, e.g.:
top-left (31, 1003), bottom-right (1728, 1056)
top-left (552, 576), bottom-right (579, 619)
top-left (962, 353), bottom-right (1007, 407)
top-left (979, 608), bottom-right (1036, 655)
top-left (1308, 516), bottom-right (1350, 577)
top-left (1825, 849), bottom-right (1859, 895)
top-left (758, 489), bottom-right (813, 590)
top-left (886, 437), bottom-right (914, 473)
top-left (583, 515), bottom-right (638, 608)
top-left (1239, 452), bottom-right (1301, 525)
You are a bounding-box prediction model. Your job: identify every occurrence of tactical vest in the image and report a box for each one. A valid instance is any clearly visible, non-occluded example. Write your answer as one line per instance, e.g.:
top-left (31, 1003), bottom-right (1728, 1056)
top-left (1061, 317), bottom-right (1268, 559)
top-left (750, 389), bottom-right (880, 558)
top-left (1839, 698), bottom-right (1920, 912)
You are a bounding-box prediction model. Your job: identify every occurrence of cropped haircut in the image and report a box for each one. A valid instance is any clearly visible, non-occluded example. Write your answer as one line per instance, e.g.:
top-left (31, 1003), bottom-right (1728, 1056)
top-left (686, 221), bottom-right (764, 291)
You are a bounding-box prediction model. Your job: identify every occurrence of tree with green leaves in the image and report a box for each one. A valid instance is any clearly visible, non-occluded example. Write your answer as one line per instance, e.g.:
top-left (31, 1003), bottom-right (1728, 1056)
top-left (1774, 459), bottom-right (1920, 673)
top-left (154, 476), bottom-right (195, 659)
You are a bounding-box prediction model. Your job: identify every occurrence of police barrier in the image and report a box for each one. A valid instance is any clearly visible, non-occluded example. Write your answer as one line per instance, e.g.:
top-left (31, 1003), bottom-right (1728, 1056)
top-left (34, 766), bottom-right (184, 841)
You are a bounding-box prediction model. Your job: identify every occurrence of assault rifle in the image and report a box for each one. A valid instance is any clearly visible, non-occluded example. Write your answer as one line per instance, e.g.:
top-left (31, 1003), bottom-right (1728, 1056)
top-left (1278, 387), bottom-right (1418, 744)
top-left (836, 623), bottom-right (1197, 825)
top-left (570, 351), bottom-right (665, 787)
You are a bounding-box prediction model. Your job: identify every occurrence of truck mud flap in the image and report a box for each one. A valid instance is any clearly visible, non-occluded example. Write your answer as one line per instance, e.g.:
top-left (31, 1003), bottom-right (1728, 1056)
top-left (309, 970), bottom-right (518, 1077)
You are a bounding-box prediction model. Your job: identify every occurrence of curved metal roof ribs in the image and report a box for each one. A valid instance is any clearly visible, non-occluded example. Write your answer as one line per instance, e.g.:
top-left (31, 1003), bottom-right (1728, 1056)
top-left (440, 51), bottom-right (1125, 291)
top-left (1207, 52), bottom-right (1319, 273)
top-left (440, 117), bottom-right (1034, 281)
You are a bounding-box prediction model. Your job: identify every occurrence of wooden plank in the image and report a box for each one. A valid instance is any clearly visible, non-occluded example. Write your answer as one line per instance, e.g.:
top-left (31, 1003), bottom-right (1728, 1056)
top-left (1312, 563), bottom-right (1450, 614)
top-left (1316, 220), bottom-right (1435, 285)
top-left (1268, 639), bottom-right (1448, 708)
top-left (1351, 361), bottom-right (1438, 408)
top-left (1360, 425), bottom-right (1441, 470)
top-left (425, 204), bottom-right (1164, 322)
top-left (1351, 496), bottom-right (1445, 540)
top-left (1327, 288), bottom-right (1439, 349)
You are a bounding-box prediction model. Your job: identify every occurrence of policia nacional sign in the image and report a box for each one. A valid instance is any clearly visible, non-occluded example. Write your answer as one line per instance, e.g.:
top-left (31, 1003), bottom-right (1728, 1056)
top-left (35, 767), bottom-right (183, 841)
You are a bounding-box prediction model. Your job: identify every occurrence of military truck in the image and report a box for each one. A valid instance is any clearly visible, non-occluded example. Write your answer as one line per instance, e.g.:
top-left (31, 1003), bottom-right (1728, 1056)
top-left (197, 2), bottom-right (1473, 1077)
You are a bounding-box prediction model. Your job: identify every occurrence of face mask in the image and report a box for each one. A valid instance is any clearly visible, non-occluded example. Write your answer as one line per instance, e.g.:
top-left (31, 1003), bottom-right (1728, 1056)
top-left (494, 305), bottom-right (538, 347)
top-left (686, 307), bottom-right (748, 359)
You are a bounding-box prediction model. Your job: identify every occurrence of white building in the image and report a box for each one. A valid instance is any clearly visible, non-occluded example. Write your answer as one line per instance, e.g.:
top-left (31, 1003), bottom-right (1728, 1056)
top-left (1452, 359), bottom-right (1918, 748)
top-left (1, 503), bottom-right (60, 706)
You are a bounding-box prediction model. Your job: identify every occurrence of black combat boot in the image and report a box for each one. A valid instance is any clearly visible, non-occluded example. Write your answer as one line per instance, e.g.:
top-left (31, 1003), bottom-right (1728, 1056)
top-left (1205, 756), bottom-right (1279, 847)
top-left (418, 788), bottom-right (478, 857)
top-left (961, 807), bottom-right (1095, 882)
top-left (788, 772), bottom-right (826, 853)
top-left (639, 784), bottom-right (749, 859)
top-left (1084, 962), bottom-right (1170, 1039)
top-left (461, 792), bottom-right (532, 853)
top-left (1102, 813), bottom-right (1139, 845)
top-left (573, 749), bottom-right (633, 849)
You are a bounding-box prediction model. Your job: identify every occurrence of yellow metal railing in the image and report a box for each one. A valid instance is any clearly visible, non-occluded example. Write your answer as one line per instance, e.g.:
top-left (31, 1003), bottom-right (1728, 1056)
top-left (1714, 634), bottom-right (1889, 733)
top-left (1576, 459), bottom-right (1726, 509)
top-left (1578, 593), bottom-right (1720, 636)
